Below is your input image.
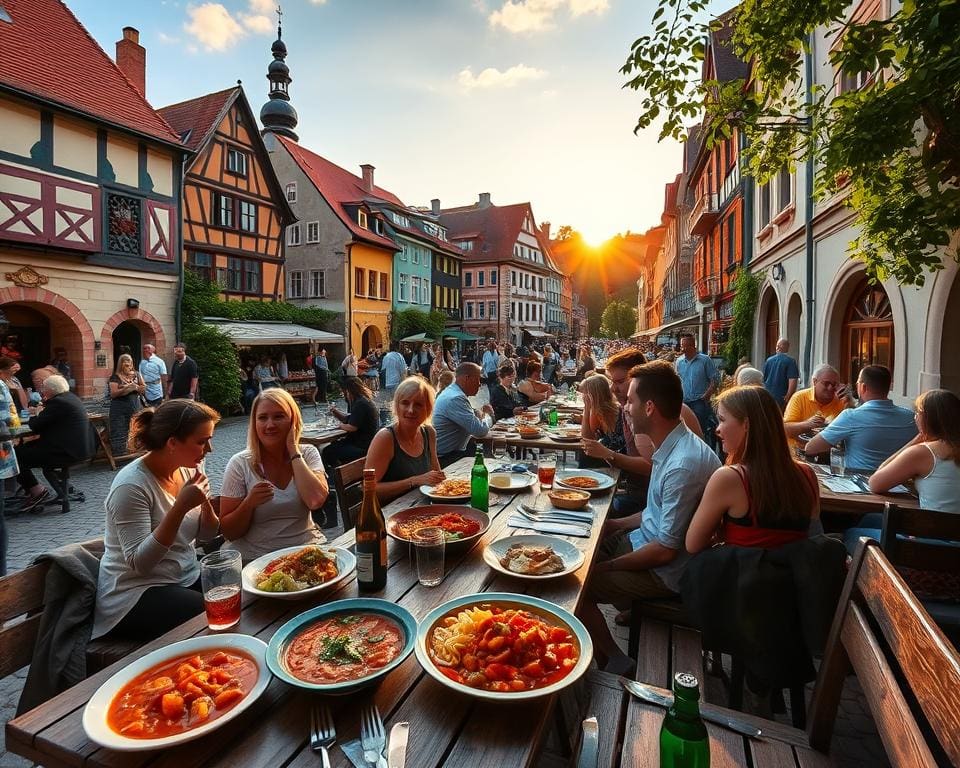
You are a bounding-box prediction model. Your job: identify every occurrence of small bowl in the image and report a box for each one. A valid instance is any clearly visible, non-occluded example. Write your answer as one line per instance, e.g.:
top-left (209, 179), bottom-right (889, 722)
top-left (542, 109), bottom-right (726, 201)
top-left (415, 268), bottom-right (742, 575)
top-left (518, 428), bottom-right (543, 440)
top-left (548, 489), bottom-right (591, 510)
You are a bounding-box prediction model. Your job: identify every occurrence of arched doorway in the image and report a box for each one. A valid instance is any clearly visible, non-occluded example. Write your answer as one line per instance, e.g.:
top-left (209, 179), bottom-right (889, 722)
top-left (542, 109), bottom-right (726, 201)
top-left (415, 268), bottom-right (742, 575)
top-left (764, 294), bottom-right (780, 357)
top-left (361, 325), bottom-right (382, 356)
top-left (112, 321), bottom-right (143, 366)
top-left (786, 293), bottom-right (802, 356)
top-left (940, 272), bottom-right (960, 394)
top-left (2, 305), bottom-right (51, 390)
top-left (842, 279), bottom-right (894, 386)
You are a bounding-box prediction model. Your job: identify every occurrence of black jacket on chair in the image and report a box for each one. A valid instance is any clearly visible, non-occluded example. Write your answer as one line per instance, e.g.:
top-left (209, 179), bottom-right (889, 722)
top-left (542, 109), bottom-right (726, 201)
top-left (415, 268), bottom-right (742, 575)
top-left (679, 536), bottom-right (846, 691)
top-left (27, 392), bottom-right (96, 462)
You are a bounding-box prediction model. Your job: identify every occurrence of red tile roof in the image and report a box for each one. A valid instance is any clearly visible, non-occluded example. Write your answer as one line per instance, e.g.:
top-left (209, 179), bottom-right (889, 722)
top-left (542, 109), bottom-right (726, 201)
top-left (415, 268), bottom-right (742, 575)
top-left (0, 0), bottom-right (182, 145)
top-left (277, 135), bottom-right (400, 251)
top-left (158, 87), bottom-right (237, 152)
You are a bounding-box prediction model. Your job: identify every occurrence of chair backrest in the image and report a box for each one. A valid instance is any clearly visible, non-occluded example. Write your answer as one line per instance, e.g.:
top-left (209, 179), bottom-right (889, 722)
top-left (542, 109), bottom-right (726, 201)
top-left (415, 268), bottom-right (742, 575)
top-left (880, 501), bottom-right (960, 573)
top-left (0, 538), bottom-right (104, 680)
top-left (808, 539), bottom-right (960, 767)
top-left (334, 457), bottom-right (366, 531)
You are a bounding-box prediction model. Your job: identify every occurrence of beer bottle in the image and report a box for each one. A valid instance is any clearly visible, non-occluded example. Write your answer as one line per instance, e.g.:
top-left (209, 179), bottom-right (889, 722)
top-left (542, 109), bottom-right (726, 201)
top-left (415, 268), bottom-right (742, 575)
top-left (355, 469), bottom-right (387, 591)
top-left (470, 444), bottom-right (488, 513)
top-left (548, 406), bottom-right (558, 427)
top-left (659, 672), bottom-right (710, 767)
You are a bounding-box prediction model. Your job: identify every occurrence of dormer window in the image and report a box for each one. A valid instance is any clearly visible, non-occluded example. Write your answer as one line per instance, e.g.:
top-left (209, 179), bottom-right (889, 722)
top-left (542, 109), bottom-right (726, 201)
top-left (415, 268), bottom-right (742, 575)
top-left (374, 218), bottom-right (384, 235)
top-left (358, 210), bottom-right (368, 229)
top-left (226, 148), bottom-right (248, 177)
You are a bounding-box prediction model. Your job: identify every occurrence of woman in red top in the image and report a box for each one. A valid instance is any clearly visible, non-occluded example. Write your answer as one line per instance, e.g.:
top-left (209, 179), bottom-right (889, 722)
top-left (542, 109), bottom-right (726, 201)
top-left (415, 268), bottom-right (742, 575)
top-left (686, 386), bottom-right (820, 553)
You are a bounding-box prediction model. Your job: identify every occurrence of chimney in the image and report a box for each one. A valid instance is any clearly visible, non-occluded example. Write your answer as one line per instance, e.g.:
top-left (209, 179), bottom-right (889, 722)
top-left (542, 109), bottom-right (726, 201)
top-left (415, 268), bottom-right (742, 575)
top-left (541, 221), bottom-right (551, 240)
top-left (478, 192), bottom-right (491, 208)
top-left (430, 198), bottom-right (441, 216)
top-left (360, 164), bottom-right (375, 194)
top-left (116, 27), bottom-right (146, 96)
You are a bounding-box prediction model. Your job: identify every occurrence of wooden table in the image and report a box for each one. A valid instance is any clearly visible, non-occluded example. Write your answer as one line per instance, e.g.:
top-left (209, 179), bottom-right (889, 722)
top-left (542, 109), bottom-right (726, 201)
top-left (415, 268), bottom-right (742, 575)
top-left (7, 458), bottom-right (620, 768)
top-left (298, 426), bottom-right (348, 447)
top-left (808, 465), bottom-right (921, 517)
top-left (485, 427), bottom-right (584, 454)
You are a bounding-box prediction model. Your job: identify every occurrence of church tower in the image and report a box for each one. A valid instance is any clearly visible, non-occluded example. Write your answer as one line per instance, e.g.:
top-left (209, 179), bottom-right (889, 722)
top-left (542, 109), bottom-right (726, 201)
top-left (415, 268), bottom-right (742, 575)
top-left (259, 9), bottom-right (298, 141)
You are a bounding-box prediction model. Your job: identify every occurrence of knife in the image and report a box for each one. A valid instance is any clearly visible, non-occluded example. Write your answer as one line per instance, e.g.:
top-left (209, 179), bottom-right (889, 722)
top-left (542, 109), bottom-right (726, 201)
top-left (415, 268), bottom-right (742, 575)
top-left (577, 716), bottom-right (599, 768)
top-left (519, 503), bottom-right (594, 522)
top-left (507, 515), bottom-right (590, 537)
top-left (619, 678), bottom-right (766, 740)
top-left (387, 722), bottom-right (409, 768)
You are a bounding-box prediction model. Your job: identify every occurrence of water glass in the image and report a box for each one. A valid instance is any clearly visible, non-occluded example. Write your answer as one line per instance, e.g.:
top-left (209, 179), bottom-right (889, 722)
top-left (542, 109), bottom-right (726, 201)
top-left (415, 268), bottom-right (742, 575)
top-left (537, 453), bottom-right (557, 489)
top-left (200, 550), bottom-right (242, 630)
top-left (492, 439), bottom-right (509, 466)
top-left (413, 526), bottom-right (445, 587)
top-left (830, 446), bottom-right (845, 477)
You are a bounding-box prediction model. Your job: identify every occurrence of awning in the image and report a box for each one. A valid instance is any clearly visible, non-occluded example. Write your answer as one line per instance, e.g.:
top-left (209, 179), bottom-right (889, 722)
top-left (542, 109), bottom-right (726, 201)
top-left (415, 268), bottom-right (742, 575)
top-left (204, 318), bottom-right (344, 346)
top-left (441, 330), bottom-right (480, 341)
top-left (632, 314), bottom-right (700, 340)
top-left (523, 329), bottom-right (554, 339)
top-left (401, 332), bottom-right (435, 343)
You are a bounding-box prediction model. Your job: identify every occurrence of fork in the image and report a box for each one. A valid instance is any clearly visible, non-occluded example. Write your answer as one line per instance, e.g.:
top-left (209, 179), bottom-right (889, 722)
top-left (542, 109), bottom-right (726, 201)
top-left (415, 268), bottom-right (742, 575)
top-left (516, 505), bottom-right (593, 525)
top-left (310, 702), bottom-right (336, 768)
top-left (360, 703), bottom-right (387, 767)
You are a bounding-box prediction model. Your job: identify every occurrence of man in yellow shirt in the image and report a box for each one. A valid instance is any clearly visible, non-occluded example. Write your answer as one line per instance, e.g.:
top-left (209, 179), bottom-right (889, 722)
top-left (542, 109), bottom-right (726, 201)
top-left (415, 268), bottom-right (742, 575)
top-left (783, 364), bottom-right (851, 452)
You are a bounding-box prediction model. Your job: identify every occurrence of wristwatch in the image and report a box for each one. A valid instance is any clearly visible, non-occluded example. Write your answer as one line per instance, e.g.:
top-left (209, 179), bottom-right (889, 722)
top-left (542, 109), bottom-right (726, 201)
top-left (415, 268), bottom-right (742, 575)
top-left (288, 453), bottom-right (303, 462)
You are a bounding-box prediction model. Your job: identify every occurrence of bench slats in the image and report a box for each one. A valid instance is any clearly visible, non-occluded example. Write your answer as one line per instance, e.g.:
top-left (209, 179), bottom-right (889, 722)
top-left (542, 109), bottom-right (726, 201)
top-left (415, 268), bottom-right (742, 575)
top-left (840, 601), bottom-right (938, 768)
top-left (748, 739), bottom-right (799, 768)
top-left (0, 615), bottom-right (43, 679)
top-left (636, 619), bottom-right (670, 688)
top-left (0, 562), bottom-right (50, 623)
top-left (579, 671), bottom-right (627, 768)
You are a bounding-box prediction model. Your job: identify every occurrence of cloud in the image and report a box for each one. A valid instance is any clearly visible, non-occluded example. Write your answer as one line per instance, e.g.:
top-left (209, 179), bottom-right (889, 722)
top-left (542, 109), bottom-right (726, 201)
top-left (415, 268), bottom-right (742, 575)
top-left (240, 12), bottom-right (274, 33)
top-left (488, 0), bottom-right (607, 33)
top-left (184, 4), bottom-right (245, 51)
top-left (458, 64), bottom-right (547, 90)
top-left (248, 0), bottom-right (274, 11)
top-left (309, 0), bottom-right (328, 4)
top-left (157, 31), bottom-right (181, 44)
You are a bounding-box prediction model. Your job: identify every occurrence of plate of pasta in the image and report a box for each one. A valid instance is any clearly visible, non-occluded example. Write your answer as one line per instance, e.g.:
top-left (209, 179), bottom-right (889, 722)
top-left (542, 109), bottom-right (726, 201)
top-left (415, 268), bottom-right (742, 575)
top-left (241, 545), bottom-right (356, 601)
top-left (420, 478), bottom-right (472, 501)
top-left (386, 505), bottom-right (489, 549)
top-left (414, 592), bottom-right (592, 700)
top-left (554, 469), bottom-right (616, 493)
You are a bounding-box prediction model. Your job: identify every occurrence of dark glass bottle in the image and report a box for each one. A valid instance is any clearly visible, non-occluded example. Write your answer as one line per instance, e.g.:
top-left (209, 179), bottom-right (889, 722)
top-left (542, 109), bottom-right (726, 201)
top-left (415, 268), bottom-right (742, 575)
top-left (659, 672), bottom-right (710, 767)
top-left (470, 444), bottom-right (488, 513)
top-left (355, 469), bottom-right (387, 591)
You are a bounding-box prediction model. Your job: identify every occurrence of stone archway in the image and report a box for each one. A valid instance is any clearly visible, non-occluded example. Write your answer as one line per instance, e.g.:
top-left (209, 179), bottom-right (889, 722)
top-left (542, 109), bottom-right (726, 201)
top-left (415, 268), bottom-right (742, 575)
top-left (361, 325), bottom-right (382, 356)
top-left (0, 286), bottom-right (96, 397)
top-left (754, 283), bottom-right (779, 363)
top-left (786, 291), bottom-right (803, 372)
top-left (937, 270), bottom-right (960, 394)
top-left (100, 307), bottom-right (167, 363)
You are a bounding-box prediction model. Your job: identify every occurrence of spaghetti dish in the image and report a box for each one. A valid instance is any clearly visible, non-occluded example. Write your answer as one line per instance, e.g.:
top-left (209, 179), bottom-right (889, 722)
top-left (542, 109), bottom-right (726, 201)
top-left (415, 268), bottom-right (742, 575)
top-left (256, 546), bottom-right (338, 592)
top-left (429, 479), bottom-right (472, 497)
top-left (394, 511), bottom-right (482, 542)
top-left (560, 476), bottom-right (600, 489)
top-left (428, 604), bottom-right (579, 692)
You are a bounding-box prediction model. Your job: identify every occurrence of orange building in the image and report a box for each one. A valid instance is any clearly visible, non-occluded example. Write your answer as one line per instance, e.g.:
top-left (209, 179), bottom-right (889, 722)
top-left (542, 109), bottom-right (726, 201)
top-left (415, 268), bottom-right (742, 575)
top-left (159, 86), bottom-right (295, 300)
top-left (688, 15), bottom-right (750, 356)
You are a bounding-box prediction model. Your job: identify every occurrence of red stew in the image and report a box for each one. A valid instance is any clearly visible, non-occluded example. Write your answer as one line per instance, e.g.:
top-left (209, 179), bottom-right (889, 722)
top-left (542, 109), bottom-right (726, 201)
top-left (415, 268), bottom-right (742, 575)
top-left (285, 612), bottom-right (403, 684)
top-left (107, 650), bottom-right (258, 738)
top-left (395, 512), bottom-right (481, 542)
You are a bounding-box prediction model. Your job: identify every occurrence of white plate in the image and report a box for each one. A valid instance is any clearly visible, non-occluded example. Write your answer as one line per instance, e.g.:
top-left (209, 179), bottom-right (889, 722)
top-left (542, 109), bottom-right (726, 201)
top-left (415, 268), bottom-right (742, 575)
top-left (483, 534), bottom-right (585, 580)
top-left (555, 469), bottom-right (616, 493)
top-left (82, 634), bottom-right (271, 751)
top-left (420, 482), bottom-right (472, 502)
top-left (489, 472), bottom-right (538, 491)
top-left (241, 545), bottom-right (356, 600)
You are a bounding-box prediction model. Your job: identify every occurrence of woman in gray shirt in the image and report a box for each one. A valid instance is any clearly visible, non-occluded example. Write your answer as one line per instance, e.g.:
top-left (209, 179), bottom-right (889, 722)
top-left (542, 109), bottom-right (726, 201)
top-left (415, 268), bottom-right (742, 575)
top-left (92, 400), bottom-right (221, 640)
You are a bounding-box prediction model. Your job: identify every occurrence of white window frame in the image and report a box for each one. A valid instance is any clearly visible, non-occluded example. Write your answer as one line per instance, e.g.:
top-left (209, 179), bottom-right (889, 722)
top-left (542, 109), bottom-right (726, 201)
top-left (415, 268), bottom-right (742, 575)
top-left (285, 182), bottom-right (297, 202)
top-left (478, 271), bottom-right (484, 287)
top-left (226, 148), bottom-right (248, 177)
top-left (478, 301), bottom-right (485, 319)
top-left (309, 269), bottom-right (325, 298)
top-left (465, 271), bottom-right (472, 288)
top-left (358, 210), bottom-right (368, 229)
top-left (287, 223), bottom-right (301, 246)
top-left (489, 301), bottom-right (496, 318)
top-left (399, 273), bottom-right (408, 302)
top-left (411, 276), bottom-right (420, 304)
top-left (289, 270), bottom-right (304, 298)
top-left (306, 221), bottom-right (320, 243)
top-left (412, 245), bottom-right (420, 264)
top-left (466, 301), bottom-right (474, 319)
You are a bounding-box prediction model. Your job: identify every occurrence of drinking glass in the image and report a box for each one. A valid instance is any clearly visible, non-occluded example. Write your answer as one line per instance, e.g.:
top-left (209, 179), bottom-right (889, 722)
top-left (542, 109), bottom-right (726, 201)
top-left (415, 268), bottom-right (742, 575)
top-left (200, 550), bottom-right (242, 630)
top-left (830, 446), bottom-right (845, 477)
top-left (492, 439), bottom-right (509, 466)
top-left (537, 453), bottom-right (557, 489)
top-left (413, 526), bottom-right (445, 587)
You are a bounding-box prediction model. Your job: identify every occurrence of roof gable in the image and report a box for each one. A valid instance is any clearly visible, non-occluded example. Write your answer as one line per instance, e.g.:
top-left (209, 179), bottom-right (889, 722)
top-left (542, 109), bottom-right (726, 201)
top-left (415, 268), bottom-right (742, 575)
top-left (158, 87), bottom-right (236, 152)
top-left (440, 201), bottom-right (555, 269)
top-left (0, 0), bottom-right (182, 146)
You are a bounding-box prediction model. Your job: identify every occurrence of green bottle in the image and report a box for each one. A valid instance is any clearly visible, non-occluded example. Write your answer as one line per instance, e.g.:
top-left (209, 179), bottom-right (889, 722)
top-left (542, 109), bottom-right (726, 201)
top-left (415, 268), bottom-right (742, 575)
top-left (660, 672), bottom-right (710, 768)
top-left (548, 406), bottom-right (558, 427)
top-left (470, 444), bottom-right (488, 513)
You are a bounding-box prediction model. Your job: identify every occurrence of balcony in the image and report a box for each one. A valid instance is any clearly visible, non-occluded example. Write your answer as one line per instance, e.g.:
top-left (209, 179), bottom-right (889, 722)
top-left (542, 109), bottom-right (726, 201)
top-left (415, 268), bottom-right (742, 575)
top-left (665, 287), bottom-right (695, 320)
top-left (695, 276), bottom-right (720, 302)
top-left (437, 307), bottom-right (461, 321)
top-left (690, 191), bottom-right (719, 236)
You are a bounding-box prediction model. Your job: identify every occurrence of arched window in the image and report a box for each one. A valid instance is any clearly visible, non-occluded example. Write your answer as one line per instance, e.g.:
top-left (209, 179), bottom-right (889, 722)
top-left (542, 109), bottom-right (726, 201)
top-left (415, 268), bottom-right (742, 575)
top-left (765, 294), bottom-right (780, 357)
top-left (842, 280), bottom-right (893, 385)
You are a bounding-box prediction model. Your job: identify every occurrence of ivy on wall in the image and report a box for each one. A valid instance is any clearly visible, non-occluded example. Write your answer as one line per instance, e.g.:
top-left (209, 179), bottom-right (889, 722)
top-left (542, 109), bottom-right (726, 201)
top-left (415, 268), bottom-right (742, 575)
top-left (722, 269), bottom-right (763, 372)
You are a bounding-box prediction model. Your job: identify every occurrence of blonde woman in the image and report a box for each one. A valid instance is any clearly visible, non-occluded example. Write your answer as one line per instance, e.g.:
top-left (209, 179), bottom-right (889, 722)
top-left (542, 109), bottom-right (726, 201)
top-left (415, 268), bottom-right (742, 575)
top-left (219, 389), bottom-right (329, 561)
top-left (108, 354), bottom-right (145, 455)
top-left (579, 374), bottom-right (627, 457)
top-left (365, 377), bottom-right (444, 502)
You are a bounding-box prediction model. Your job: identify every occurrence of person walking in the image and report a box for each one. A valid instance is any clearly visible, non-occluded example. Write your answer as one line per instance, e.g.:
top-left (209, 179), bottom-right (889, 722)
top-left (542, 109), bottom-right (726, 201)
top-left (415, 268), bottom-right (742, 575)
top-left (138, 344), bottom-right (167, 407)
top-left (167, 343), bottom-right (199, 400)
top-left (675, 333), bottom-right (718, 446)
top-left (312, 348), bottom-right (329, 403)
top-left (762, 339), bottom-right (800, 411)
top-left (380, 343), bottom-right (408, 395)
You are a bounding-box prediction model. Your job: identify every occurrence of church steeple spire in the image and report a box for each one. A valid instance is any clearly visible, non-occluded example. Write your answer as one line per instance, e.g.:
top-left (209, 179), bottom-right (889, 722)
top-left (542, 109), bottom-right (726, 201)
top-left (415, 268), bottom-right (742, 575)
top-left (259, 6), bottom-right (299, 141)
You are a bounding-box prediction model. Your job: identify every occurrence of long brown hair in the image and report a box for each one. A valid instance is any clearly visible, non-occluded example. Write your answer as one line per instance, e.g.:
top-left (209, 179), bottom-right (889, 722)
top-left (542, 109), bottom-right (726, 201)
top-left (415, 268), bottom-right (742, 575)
top-left (917, 389), bottom-right (960, 464)
top-left (580, 374), bottom-right (620, 434)
top-left (717, 385), bottom-right (813, 529)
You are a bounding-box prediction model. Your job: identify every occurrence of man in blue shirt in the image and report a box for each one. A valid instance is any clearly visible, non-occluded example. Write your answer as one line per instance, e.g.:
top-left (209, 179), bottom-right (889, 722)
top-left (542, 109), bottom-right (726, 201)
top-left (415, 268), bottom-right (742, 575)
top-left (579, 360), bottom-right (720, 672)
top-left (138, 344), bottom-right (167, 407)
top-left (480, 342), bottom-right (500, 398)
top-left (380, 343), bottom-right (408, 394)
top-left (805, 365), bottom-right (917, 472)
top-left (434, 362), bottom-right (494, 466)
top-left (675, 333), bottom-right (718, 442)
top-left (762, 338), bottom-right (800, 410)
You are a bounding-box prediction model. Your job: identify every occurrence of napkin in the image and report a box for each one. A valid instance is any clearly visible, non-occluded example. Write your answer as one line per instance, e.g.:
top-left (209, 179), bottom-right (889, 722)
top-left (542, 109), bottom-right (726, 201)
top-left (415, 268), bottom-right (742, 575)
top-left (491, 463), bottom-right (534, 474)
top-left (507, 515), bottom-right (591, 537)
top-left (341, 737), bottom-right (386, 768)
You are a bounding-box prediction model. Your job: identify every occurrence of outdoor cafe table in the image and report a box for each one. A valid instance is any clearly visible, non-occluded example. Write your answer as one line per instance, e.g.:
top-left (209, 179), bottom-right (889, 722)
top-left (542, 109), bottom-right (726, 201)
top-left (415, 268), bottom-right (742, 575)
top-left (298, 425), bottom-right (348, 448)
top-left (806, 463), bottom-right (922, 517)
top-left (7, 457), bottom-right (620, 768)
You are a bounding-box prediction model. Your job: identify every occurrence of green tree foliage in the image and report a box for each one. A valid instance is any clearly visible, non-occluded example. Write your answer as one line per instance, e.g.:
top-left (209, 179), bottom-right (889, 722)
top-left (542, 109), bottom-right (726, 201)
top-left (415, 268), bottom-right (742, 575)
top-left (600, 300), bottom-right (638, 339)
top-left (389, 308), bottom-right (448, 341)
top-left (722, 269), bottom-right (762, 371)
top-left (622, 0), bottom-right (960, 284)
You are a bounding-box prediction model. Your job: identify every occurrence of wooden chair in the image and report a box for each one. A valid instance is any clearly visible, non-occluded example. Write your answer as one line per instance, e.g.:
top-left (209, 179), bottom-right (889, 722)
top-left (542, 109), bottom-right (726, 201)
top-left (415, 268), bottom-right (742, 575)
top-left (879, 501), bottom-right (960, 639)
top-left (333, 457), bottom-right (366, 531)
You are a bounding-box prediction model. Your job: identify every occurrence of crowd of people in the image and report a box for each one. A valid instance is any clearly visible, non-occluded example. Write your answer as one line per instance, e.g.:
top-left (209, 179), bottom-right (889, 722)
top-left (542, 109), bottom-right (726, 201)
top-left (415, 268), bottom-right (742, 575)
top-left (8, 332), bottom-right (958, 685)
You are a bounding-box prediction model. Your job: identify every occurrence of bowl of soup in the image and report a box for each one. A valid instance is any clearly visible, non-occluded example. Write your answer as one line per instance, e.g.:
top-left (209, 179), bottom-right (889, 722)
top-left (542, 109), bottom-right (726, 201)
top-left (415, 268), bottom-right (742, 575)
top-left (266, 599), bottom-right (417, 694)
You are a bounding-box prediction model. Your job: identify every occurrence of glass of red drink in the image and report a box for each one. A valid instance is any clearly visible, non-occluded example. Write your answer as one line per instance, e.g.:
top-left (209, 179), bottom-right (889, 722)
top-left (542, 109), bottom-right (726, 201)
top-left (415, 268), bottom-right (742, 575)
top-left (537, 453), bottom-right (557, 489)
top-left (200, 550), bottom-right (242, 630)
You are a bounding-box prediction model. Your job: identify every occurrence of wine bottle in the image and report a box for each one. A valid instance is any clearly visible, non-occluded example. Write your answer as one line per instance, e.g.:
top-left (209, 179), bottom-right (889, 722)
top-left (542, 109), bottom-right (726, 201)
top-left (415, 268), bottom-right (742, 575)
top-left (660, 672), bottom-right (710, 767)
top-left (470, 444), bottom-right (488, 513)
top-left (355, 468), bottom-right (387, 591)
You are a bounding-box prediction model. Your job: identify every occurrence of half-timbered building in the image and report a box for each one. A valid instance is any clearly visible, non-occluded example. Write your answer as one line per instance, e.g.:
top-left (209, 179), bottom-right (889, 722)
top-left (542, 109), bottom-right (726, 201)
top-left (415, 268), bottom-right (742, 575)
top-left (159, 85), bottom-right (295, 301)
top-left (0, 3), bottom-right (187, 399)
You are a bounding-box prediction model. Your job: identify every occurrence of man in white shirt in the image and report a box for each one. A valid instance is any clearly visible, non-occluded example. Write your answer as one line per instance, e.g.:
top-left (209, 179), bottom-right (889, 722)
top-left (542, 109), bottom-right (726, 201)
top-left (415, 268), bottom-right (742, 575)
top-left (434, 362), bottom-right (494, 467)
top-left (138, 344), bottom-right (167, 407)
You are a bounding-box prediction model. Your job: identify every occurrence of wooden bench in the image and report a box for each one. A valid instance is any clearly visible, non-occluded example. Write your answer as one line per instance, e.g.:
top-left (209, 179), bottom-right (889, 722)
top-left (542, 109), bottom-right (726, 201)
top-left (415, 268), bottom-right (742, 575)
top-left (576, 540), bottom-right (960, 766)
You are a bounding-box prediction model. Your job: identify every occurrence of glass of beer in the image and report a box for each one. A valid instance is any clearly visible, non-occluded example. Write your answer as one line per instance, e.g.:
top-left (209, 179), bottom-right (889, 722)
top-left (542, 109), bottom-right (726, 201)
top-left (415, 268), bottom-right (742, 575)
top-left (537, 453), bottom-right (557, 489)
top-left (200, 550), bottom-right (242, 630)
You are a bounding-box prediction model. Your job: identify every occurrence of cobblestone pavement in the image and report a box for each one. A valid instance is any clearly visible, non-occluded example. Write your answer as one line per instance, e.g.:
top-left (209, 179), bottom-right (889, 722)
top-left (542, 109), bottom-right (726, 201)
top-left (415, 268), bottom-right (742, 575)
top-left (0, 391), bottom-right (889, 767)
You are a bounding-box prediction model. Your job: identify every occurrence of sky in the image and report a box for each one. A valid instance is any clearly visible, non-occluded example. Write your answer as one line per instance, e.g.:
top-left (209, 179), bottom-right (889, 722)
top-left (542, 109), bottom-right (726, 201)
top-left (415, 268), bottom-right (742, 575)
top-left (66, 0), bottom-right (702, 245)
